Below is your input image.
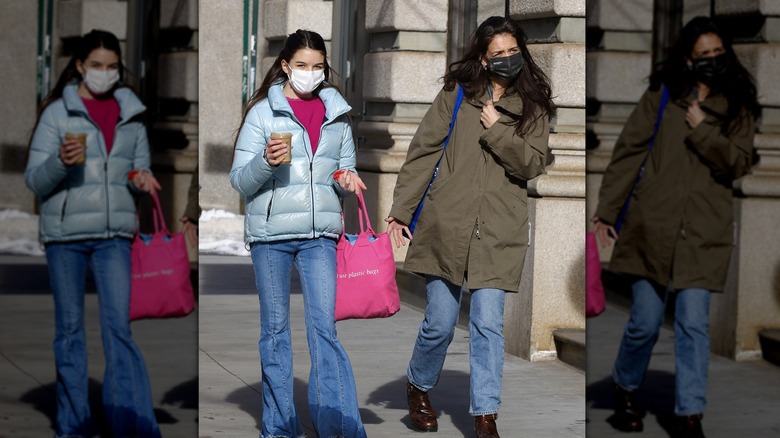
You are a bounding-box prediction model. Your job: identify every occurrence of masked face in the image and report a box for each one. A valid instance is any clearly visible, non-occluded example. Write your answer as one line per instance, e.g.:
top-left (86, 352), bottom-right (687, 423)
top-left (488, 52), bottom-right (525, 80)
top-left (83, 68), bottom-right (120, 95)
top-left (287, 68), bottom-right (325, 95)
top-left (689, 32), bottom-right (728, 84)
top-left (691, 53), bottom-right (729, 82)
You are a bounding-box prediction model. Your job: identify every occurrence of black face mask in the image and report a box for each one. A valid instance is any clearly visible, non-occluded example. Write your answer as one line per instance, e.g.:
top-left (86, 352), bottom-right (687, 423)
top-left (488, 52), bottom-right (525, 80)
top-left (691, 53), bottom-right (730, 81)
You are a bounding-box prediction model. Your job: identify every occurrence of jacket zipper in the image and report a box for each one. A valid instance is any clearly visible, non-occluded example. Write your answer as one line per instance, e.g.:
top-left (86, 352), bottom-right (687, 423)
top-left (103, 161), bottom-right (110, 237)
top-left (475, 216), bottom-right (481, 239)
top-left (310, 161), bottom-right (315, 238)
top-left (266, 180), bottom-right (276, 220)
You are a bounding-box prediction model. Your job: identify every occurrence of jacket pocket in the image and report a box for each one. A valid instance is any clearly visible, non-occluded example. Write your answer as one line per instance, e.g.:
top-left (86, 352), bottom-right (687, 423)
top-left (265, 180), bottom-right (276, 221)
top-left (60, 191), bottom-right (70, 221)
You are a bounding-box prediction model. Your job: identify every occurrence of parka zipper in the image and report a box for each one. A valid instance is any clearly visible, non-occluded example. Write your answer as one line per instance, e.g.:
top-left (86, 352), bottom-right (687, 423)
top-left (476, 216), bottom-right (481, 239)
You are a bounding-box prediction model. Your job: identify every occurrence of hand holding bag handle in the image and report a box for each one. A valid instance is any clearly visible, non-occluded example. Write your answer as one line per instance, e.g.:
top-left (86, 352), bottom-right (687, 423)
top-left (335, 191), bottom-right (400, 321)
top-left (130, 191), bottom-right (195, 321)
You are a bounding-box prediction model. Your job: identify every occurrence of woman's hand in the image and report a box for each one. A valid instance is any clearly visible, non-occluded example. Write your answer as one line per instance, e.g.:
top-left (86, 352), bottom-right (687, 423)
top-left (686, 100), bottom-right (706, 128)
top-left (179, 217), bottom-right (198, 248)
top-left (480, 100), bottom-right (501, 129)
top-left (132, 170), bottom-right (162, 193)
top-left (59, 138), bottom-right (85, 166)
top-left (384, 216), bottom-right (412, 248)
top-left (337, 171), bottom-right (367, 195)
top-left (592, 216), bottom-right (618, 248)
top-left (265, 139), bottom-right (287, 166)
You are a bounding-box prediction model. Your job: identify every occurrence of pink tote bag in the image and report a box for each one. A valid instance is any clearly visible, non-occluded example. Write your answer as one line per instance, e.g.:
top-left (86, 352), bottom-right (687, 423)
top-left (130, 192), bottom-right (195, 321)
top-left (335, 192), bottom-right (400, 321)
top-left (586, 231), bottom-right (606, 318)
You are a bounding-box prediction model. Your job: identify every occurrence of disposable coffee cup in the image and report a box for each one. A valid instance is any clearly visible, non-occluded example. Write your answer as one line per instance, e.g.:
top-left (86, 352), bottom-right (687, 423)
top-left (270, 132), bottom-right (293, 164)
top-left (65, 132), bottom-right (87, 164)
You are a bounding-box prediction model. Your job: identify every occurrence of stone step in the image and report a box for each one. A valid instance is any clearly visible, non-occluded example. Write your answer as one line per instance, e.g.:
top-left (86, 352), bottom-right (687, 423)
top-left (553, 328), bottom-right (586, 371)
top-left (759, 329), bottom-right (780, 367)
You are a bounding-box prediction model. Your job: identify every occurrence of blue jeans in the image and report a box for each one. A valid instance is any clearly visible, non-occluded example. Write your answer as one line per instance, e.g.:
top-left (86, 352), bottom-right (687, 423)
top-left (407, 276), bottom-right (506, 415)
top-left (612, 278), bottom-right (711, 415)
top-left (250, 238), bottom-right (366, 438)
top-left (45, 238), bottom-right (160, 438)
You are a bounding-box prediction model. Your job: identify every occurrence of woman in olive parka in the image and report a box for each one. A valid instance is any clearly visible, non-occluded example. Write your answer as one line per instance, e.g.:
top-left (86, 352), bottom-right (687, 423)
top-left (592, 17), bottom-right (759, 438)
top-left (385, 17), bottom-right (555, 438)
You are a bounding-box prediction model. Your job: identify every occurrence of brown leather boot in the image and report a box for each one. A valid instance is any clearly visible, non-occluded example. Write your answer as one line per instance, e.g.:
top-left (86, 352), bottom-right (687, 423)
top-left (676, 414), bottom-right (705, 438)
top-left (406, 381), bottom-right (438, 432)
top-left (474, 413), bottom-right (499, 438)
top-left (608, 383), bottom-right (644, 432)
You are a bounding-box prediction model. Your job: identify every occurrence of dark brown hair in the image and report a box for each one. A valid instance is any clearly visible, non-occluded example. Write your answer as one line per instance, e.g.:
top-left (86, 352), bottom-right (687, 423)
top-left (234, 29), bottom-right (332, 150)
top-left (444, 16), bottom-right (556, 136)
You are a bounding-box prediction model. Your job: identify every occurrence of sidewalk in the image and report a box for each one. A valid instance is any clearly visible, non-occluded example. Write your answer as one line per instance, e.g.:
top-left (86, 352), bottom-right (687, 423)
top-left (586, 302), bottom-right (780, 437)
top-left (198, 255), bottom-right (586, 437)
top-left (0, 255), bottom-right (197, 438)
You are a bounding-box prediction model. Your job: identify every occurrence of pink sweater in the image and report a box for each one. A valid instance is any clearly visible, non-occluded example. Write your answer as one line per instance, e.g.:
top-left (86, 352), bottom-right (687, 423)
top-left (287, 97), bottom-right (326, 156)
top-left (82, 97), bottom-right (120, 156)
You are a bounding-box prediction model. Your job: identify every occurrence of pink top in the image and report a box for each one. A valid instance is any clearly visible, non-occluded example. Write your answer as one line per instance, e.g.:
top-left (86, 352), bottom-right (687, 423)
top-left (287, 97), bottom-right (326, 156)
top-left (82, 97), bottom-right (120, 156)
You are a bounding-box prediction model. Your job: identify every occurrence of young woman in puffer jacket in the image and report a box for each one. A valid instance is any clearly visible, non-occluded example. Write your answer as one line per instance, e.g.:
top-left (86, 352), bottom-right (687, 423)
top-left (230, 29), bottom-right (367, 438)
top-left (24, 30), bottom-right (162, 437)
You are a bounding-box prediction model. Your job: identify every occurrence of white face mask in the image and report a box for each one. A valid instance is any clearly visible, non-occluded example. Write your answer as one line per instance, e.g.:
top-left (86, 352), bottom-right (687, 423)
top-left (287, 68), bottom-right (325, 95)
top-left (83, 68), bottom-right (120, 95)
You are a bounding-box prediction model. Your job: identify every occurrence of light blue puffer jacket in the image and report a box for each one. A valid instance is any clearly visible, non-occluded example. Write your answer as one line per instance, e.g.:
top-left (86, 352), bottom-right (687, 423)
top-left (25, 83), bottom-right (151, 243)
top-left (230, 82), bottom-right (356, 243)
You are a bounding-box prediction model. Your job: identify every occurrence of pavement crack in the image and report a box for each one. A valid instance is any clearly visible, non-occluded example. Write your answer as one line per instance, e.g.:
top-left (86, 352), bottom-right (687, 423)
top-left (199, 348), bottom-right (261, 395)
top-left (0, 349), bottom-right (53, 393)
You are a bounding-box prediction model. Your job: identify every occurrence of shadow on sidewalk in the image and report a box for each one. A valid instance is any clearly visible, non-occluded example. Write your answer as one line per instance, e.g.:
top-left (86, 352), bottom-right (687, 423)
top-left (365, 370), bottom-right (473, 436)
top-left (161, 377), bottom-right (198, 410)
top-left (20, 378), bottom-right (184, 436)
top-left (587, 370), bottom-right (677, 437)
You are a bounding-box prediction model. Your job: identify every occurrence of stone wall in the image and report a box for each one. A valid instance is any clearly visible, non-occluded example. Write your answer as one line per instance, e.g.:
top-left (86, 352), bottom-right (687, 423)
top-left (0, 1), bottom-right (40, 213)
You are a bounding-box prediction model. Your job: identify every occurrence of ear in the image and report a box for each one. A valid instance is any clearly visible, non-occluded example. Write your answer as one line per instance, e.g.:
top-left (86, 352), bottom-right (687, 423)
top-left (480, 55), bottom-right (488, 69)
top-left (75, 59), bottom-right (85, 77)
top-left (280, 60), bottom-right (290, 76)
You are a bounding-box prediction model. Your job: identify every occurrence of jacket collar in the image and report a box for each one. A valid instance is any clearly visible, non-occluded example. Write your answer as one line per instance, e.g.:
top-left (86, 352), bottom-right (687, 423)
top-left (62, 82), bottom-right (146, 122)
top-left (267, 81), bottom-right (352, 122)
top-left (466, 85), bottom-right (523, 116)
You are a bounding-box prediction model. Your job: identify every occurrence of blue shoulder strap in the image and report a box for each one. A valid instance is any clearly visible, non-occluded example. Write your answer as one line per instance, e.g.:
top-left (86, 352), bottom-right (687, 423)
top-left (407, 85), bottom-right (464, 236)
top-left (614, 86), bottom-right (669, 233)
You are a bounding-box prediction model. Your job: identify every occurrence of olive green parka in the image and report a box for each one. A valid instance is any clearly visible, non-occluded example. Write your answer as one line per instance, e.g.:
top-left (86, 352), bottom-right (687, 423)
top-left (596, 86), bottom-right (754, 292)
top-left (389, 85), bottom-right (549, 292)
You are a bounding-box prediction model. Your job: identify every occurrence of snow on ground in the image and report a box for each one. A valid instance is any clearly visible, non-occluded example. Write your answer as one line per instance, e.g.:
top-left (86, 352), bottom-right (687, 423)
top-left (0, 208), bottom-right (248, 257)
top-left (0, 209), bottom-right (44, 256)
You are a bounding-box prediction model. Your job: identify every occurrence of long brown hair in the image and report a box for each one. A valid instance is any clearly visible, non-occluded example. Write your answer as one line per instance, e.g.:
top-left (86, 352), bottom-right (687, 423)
top-left (444, 16), bottom-right (556, 136)
top-left (649, 16), bottom-right (759, 134)
top-left (233, 29), bottom-right (332, 150)
top-left (27, 30), bottom-right (126, 163)
top-left (38, 29), bottom-right (126, 116)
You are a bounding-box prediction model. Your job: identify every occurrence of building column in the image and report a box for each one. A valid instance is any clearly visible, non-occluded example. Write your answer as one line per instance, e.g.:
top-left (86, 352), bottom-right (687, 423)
top-left (481, 0), bottom-right (587, 360)
top-left (711, 1), bottom-right (780, 360)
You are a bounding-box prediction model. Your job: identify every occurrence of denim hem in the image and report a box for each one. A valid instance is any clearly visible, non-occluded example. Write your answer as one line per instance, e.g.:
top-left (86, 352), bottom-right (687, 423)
top-left (470, 410), bottom-right (499, 416)
top-left (406, 376), bottom-right (429, 393)
top-left (260, 435), bottom-right (307, 438)
top-left (674, 409), bottom-right (705, 417)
